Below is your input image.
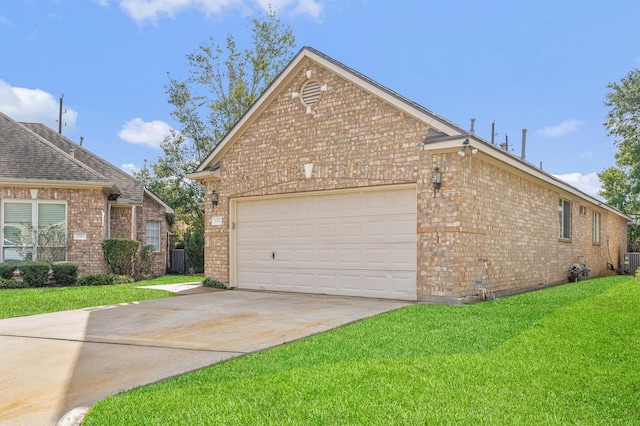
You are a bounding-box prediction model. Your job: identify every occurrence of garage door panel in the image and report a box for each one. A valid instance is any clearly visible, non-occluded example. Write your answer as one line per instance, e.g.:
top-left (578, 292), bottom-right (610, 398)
top-left (296, 224), bottom-right (314, 239)
top-left (234, 187), bottom-right (417, 300)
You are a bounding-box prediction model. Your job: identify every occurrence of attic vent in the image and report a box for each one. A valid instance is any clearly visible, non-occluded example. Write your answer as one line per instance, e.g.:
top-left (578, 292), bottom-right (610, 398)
top-left (300, 80), bottom-right (322, 106)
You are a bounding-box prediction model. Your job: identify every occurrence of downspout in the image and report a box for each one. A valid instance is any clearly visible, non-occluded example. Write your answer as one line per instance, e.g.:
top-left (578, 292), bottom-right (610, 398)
top-left (107, 202), bottom-right (111, 238)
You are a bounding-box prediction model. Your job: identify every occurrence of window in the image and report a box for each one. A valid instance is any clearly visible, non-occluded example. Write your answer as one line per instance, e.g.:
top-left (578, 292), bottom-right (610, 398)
top-left (579, 205), bottom-right (587, 215)
top-left (2, 201), bottom-right (66, 262)
top-left (146, 221), bottom-right (161, 252)
top-left (559, 199), bottom-right (571, 239)
top-left (592, 211), bottom-right (601, 243)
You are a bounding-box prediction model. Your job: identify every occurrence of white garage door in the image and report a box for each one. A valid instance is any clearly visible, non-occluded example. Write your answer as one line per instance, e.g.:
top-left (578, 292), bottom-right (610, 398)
top-left (232, 186), bottom-right (417, 300)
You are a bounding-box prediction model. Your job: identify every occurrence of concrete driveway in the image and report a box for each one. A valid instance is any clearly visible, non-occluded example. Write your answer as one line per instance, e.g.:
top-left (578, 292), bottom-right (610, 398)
top-left (0, 289), bottom-right (409, 425)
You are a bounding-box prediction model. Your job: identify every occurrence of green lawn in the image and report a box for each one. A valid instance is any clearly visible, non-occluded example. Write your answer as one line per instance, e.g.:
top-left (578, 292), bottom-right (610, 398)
top-left (0, 275), bottom-right (203, 319)
top-left (83, 276), bottom-right (640, 425)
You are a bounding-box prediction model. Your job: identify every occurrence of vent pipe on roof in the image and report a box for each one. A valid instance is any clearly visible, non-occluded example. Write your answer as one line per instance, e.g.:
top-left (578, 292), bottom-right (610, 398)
top-left (470, 118), bottom-right (476, 135)
top-left (491, 120), bottom-right (496, 144)
top-left (521, 129), bottom-right (527, 161)
top-left (79, 136), bottom-right (84, 146)
top-left (69, 148), bottom-right (75, 158)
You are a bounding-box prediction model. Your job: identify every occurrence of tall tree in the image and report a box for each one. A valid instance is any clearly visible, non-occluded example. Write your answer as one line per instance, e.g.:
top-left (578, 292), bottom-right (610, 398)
top-left (599, 68), bottom-right (640, 214)
top-left (136, 8), bottom-right (296, 226)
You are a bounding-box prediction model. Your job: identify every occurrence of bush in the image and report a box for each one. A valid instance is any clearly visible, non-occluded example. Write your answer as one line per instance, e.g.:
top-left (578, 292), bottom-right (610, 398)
top-left (0, 262), bottom-right (17, 280)
top-left (102, 238), bottom-right (140, 276)
top-left (133, 245), bottom-right (155, 281)
top-left (202, 277), bottom-right (227, 289)
top-left (184, 226), bottom-right (204, 274)
top-left (51, 262), bottom-right (79, 285)
top-left (78, 274), bottom-right (133, 286)
top-left (0, 277), bottom-right (28, 289)
top-left (18, 261), bottom-right (50, 287)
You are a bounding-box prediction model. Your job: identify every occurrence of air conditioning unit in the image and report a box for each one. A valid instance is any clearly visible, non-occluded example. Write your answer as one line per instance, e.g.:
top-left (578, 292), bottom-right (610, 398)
top-left (623, 252), bottom-right (640, 275)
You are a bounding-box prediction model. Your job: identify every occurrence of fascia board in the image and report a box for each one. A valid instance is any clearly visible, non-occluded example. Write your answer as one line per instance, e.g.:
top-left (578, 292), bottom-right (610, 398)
top-left (426, 137), bottom-right (630, 221)
top-left (0, 178), bottom-right (120, 194)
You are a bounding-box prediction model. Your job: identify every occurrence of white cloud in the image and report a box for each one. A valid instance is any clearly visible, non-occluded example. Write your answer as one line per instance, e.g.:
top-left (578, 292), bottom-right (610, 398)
top-left (118, 117), bottom-right (172, 148)
top-left (536, 119), bottom-right (582, 138)
top-left (115, 0), bottom-right (321, 24)
top-left (553, 172), bottom-right (602, 199)
top-left (0, 80), bottom-right (77, 131)
top-left (121, 163), bottom-right (140, 175)
top-left (256, 0), bottom-right (322, 18)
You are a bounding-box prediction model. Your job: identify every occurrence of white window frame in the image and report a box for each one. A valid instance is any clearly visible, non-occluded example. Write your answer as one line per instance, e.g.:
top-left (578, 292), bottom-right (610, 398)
top-left (146, 220), bottom-right (161, 252)
top-left (1, 200), bottom-right (67, 262)
top-left (559, 198), bottom-right (571, 240)
top-left (592, 211), bottom-right (601, 243)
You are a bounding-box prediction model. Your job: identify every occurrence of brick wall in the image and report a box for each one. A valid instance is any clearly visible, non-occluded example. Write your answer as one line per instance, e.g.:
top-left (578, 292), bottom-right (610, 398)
top-left (0, 186), bottom-right (107, 276)
top-left (110, 205), bottom-right (133, 239)
top-left (200, 59), bottom-right (629, 302)
top-left (136, 194), bottom-right (170, 276)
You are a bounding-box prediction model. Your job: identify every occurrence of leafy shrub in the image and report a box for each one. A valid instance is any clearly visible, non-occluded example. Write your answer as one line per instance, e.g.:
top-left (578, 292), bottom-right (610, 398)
top-left (102, 238), bottom-right (140, 276)
top-left (18, 261), bottom-right (50, 287)
top-left (51, 262), bottom-right (79, 285)
top-left (184, 226), bottom-right (204, 274)
top-left (0, 262), bottom-right (17, 280)
top-left (133, 245), bottom-right (155, 281)
top-left (202, 277), bottom-right (227, 289)
top-left (635, 267), bottom-right (640, 280)
top-left (174, 240), bottom-right (185, 249)
top-left (78, 274), bottom-right (133, 286)
top-left (0, 277), bottom-right (28, 289)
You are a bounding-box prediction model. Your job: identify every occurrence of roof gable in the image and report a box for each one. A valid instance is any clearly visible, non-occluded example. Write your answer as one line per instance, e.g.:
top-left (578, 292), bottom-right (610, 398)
top-left (0, 111), bottom-right (118, 191)
top-left (193, 46), bottom-right (466, 173)
top-left (21, 122), bottom-right (145, 204)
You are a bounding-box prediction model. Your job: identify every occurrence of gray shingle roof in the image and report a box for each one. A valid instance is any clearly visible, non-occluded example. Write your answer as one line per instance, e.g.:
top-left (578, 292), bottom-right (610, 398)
top-left (21, 122), bottom-right (145, 204)
top-left (0, 112), bottom-right (117, 189)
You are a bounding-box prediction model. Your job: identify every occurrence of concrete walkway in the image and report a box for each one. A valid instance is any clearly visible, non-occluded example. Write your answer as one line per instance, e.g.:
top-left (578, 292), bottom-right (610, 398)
top-left (0, 289), bottom-right (409, 425)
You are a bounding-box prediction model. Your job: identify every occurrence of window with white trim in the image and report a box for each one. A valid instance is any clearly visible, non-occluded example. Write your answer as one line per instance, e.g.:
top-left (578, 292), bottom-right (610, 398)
top-left (146, 220), bottom-right (161, 252)
top-left (1, 201), bottom-right (67, 262)
top-left (592, 211), bottom-right (601, 243)
top-left (559, 199), bottom-right (571, 239)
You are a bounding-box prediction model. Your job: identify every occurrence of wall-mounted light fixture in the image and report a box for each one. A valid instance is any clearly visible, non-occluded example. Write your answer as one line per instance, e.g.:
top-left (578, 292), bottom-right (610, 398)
top-left (458, 138), bottom-right (478, 157)
top-left (431, 166), bottom-right (442, 198)
top-left (211, 190), bottom-right (219, 209)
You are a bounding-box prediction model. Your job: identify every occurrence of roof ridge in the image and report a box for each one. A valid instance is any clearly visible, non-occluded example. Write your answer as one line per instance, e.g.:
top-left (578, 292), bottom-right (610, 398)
top-left (0, 111), bottom-right (117, 186)
top-left (20, 122), bottom-right (142, 189)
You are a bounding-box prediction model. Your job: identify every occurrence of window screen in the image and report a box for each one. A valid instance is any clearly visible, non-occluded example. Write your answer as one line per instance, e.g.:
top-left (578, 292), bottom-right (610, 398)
top-left (559, 199), bottom-right (571, 239)
top-left (146, 221), bottom-right (161, 252)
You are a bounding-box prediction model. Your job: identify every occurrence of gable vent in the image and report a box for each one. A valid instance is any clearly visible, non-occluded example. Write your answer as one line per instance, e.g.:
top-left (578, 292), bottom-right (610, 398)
top-left (301, 80), bottom-right (322, 106)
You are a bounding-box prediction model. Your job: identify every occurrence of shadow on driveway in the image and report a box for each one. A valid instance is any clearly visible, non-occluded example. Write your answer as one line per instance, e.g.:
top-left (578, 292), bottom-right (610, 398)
top-left (0, 290), bottom-right (409, 425)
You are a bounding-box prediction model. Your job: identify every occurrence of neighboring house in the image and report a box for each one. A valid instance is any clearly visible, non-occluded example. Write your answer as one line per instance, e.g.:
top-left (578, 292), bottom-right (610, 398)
top-left (0, 112), bottom-right (174, 276)
top-left (188, 47), bottom-right (629, 303)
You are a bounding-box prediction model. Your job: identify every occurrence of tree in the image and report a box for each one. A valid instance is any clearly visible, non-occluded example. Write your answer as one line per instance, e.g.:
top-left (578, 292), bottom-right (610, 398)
top-left (135, 8), bottom-right (296, 226)
top-left (599, 68), bottom-right (640, 214)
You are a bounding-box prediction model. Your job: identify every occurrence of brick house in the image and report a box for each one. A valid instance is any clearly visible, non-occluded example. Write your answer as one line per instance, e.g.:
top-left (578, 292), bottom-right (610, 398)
top-left (188, 47), bottom-right (629, 303)
top-left (0, 112), bottom-right (174, 276)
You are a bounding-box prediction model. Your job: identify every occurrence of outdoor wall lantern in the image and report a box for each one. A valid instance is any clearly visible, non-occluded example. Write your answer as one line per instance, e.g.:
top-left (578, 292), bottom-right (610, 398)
top-left (431, 166), bottom-right (442, 198)
top-left (211, 190), bottom-right (219, 208)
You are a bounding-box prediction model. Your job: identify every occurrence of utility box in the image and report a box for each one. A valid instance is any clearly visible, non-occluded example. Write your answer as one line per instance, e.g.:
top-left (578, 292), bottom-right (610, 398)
top-left (624, 252), bottom-right (640, 275)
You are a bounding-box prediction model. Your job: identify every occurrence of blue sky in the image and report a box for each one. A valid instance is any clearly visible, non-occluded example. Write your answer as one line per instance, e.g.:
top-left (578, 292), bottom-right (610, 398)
top-left (2, 0), bottom-right (640, 199)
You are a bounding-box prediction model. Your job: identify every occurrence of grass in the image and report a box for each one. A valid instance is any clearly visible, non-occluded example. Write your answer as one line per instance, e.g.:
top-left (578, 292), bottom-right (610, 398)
top-left (83, 275), bottom-right (640, 425)
top-left (0, 275), bottom-right (203, 319)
